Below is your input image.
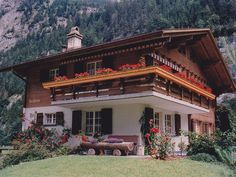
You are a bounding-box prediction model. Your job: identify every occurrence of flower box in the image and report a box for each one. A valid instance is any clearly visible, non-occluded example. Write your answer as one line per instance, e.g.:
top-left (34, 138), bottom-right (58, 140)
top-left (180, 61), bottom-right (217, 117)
top-left (119, 63), bottom-right (145, 71)
top-left (75, 72), bottom-right (90, 78)
top-left (159, 65), bottom-right (172, 72)
top-left (96, 68), bottom-right (116, 75)
top-left (54, 76), bottom-right (68, 81)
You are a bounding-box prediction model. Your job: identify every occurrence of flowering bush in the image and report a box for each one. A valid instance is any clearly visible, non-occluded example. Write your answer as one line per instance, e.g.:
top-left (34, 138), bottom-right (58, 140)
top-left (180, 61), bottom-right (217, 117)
top-left (159, 65), bottom-right (172, 72)
top-left (15, 123), bottom-right (71, 151)
top-left (119, 63), bottom-right (145, 71)
top-left (145, 127), bottom-right (172, 160)
top-left (96, 68), bottom-right (116, 74)
top-left (54, 76), bottom-right (68, 81)
top-left (75, 72), bottom-right (90, 78)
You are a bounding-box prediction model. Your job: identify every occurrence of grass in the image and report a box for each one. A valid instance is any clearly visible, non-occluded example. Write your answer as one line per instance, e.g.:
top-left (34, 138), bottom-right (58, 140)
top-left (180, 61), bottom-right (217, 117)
top-left (0, 156), bottom-right (235, 177)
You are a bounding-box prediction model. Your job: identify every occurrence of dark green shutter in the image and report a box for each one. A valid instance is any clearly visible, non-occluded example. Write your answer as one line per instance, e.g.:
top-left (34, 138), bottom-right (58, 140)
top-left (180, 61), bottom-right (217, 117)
top-left (144, 107), bottom-right (154, 125)
top-left (56, 112), bottom-right (64, 126)
top-left (175, 114), bottom-right (181, 136)
top-left (102, 57), bottom-right (114, 69)
top-left (72, 110), bottom-right (82, 135)
top-left (40, 69), bottom-right (49, 82)
top-left (74, 61), bottom-right (85, 74)
top-left (59, 65), bottom-right (67, 76)
top-left (101, 108), bottom-right (112, 134)
top-left (188, 114), bottom-right (192, 132)
top-left (36, 113), bottom-right (43, 126)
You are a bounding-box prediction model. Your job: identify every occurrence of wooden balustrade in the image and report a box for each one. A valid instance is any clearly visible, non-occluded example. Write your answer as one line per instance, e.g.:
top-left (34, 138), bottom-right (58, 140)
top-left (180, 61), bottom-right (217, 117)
top-left (48, 73), bottom-right (211, 109)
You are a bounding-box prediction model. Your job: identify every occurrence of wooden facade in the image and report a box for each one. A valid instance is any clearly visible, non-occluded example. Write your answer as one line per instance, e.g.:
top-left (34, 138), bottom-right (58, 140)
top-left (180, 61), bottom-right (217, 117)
top-left (0, 28), bottom-right (235, 135)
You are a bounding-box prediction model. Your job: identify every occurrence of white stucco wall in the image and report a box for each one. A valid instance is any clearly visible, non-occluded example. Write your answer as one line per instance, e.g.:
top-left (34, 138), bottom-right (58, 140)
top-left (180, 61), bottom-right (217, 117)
top-left (23, 106), bottom-right (72, 133)
top-left (23, 103), bottom-right (189, 153)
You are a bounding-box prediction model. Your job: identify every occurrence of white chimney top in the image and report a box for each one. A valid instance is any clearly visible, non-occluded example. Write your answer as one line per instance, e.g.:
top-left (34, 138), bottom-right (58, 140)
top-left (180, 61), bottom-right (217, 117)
top-left (67, 26), bottom-right (83, 50)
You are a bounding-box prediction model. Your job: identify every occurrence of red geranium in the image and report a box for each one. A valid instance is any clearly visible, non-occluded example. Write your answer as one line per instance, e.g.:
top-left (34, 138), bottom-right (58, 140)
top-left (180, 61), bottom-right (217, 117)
top-left (75, 72), bottom-right (90, 78)
top-left (150, 127), bottom-right (159, 133)
top-left (119, 63), bottom-right (145, 71)
top-left (159, 65), bottom-right (172, 72)
top-left (96, 68), bottom-right (116, 75)
top-left (145, 133), bottom-right (150, 138)
top-left (54, 76), bottom-right (68, 81)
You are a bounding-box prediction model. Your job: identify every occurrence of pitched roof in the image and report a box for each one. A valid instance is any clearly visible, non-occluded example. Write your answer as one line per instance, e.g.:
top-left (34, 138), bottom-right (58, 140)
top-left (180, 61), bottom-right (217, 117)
top-left (0, 28), bottom-right (235, 94)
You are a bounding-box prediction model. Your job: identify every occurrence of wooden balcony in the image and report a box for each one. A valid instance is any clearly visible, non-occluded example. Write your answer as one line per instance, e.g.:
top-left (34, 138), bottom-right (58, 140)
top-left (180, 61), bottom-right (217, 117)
top-left (42, 66), bottom-right (215, 109)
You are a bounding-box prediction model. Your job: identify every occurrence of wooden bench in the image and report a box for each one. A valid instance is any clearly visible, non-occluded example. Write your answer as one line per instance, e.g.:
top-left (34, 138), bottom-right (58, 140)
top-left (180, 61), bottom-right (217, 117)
top-left (81, 141), bottom-right (134, 156)
top-left (81, 135), bottom-right (139, 156)
top-left (108, 135), bottom-right (139, 155)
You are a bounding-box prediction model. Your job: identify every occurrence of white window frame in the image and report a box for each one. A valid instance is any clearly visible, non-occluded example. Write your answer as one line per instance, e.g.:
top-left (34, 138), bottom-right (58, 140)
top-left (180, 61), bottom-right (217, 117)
top-left (86, 60), bottom-right (102, 75)
top-left (44, 113), bottom-right (56, 125)
top-left (164, 114), bottom-right (173, 135)
top-left (154, 112), bottom-right (161, 129)
top-left (49, 68), bottom-right (59, 81)
top-left (85, 111), bottom-right (101, 134)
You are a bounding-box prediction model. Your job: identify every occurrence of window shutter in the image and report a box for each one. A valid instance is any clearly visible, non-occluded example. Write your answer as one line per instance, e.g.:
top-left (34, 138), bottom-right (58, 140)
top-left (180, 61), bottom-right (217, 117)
top-left (36, 113), bottom-right (43, 126)
top-left (188, 114), bottom-right (192, 132)
top-left (59, 65), bottom-right (67, 76)
top-left (102, 57), bottom-right (114, 69)
top-left (56, 112), bottom-right (64, 126)
top-left (40, 69), bottom-right (49, 82)
top-left (74, 61), bottom-right (85, 74)
top-left (72, 110), bottom-right (82, 135)
top-left (144, 107), bottom-right (154, 125)
top-left (101, 108), bottom-right (112, 134)
top-left (175, 114), bottom-right (181, 136)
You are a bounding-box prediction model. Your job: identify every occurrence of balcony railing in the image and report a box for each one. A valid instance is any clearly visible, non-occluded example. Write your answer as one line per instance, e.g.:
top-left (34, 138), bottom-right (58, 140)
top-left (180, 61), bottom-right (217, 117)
top-left (42, 66), bottom-right (215, 108)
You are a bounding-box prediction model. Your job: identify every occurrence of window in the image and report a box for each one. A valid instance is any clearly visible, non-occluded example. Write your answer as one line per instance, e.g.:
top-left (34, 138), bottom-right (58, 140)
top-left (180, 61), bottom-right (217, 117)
top-left (154, 112), bottom-right (160, 129)
top-left (49, 68), bottom-right (59, 81)
top-left (45, 113), bottom-right (56, 125)
top-left (164, 114), bottom-right (172, 134)
top-left (178, 46), bottom-right (186, 56)
top-left (87, 61), bottom-right (102, 75)
top-left (203, 123), bottom-right (209, 135)
top-left (86, 111), bottom-right (101, 134)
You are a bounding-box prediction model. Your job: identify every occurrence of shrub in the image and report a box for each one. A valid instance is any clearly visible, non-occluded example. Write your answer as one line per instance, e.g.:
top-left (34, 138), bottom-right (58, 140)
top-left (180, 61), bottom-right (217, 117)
top-left (56, 144), bottom-right (72, 156)
top-left (0, 144), bottom-right (52, 169)
top-left (214, 146), bottom-right (236, 168)
top-left (146, 127), bottom-right (172, 160)
top-left (187, 133), bottom-right (216, 156)
top-left (15, 123), bottom-right (72, 151)
top-left (189, 153), bottom-right (217, 163)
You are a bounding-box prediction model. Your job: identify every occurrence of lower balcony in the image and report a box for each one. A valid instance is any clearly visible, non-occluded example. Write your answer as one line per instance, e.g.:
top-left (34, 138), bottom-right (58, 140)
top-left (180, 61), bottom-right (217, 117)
top-left (42, 66), bottom-right (215, 110)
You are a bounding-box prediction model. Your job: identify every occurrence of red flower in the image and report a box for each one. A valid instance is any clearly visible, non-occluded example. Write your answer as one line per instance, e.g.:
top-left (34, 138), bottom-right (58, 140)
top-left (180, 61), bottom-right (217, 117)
top-left (54, 76), bottom-right (68, 81)
top-left (150, 127), bottom-right (159, 133)
top-left (159, 65), bottom-right (172, 72)
top-left (96, 68), bottom-right (116, 75)
top-left (119, 63), bottom-right (145, 71)
top-left (145, 133), bottom-right (150, 138)
top-left (25, 139), bottom-right (30, 145)
top-left (75, 72), bottom-right (90, 78)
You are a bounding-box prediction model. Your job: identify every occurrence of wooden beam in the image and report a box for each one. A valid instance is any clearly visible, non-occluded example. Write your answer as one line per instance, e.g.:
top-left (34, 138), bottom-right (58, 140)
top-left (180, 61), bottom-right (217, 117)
top-left (72, 85), bottom-right (76, 99)
top-left (120, 78), bottom-right (125, 94)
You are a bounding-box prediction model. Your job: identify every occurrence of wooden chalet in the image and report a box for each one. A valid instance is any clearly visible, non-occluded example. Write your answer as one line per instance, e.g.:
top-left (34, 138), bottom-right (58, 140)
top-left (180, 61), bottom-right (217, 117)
top-left (0, 27), bottom-right (235, 155)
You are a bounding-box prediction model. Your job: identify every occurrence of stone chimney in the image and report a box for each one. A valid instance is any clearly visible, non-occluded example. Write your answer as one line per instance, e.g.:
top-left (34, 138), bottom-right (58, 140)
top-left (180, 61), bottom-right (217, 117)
top-left (67, 26), bottom-right (83, 50)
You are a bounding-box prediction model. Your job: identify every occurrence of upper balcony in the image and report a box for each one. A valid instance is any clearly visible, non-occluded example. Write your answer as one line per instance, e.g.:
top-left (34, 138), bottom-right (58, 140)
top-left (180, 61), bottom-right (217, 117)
top-left (42, 64), bottom-right (215, 110)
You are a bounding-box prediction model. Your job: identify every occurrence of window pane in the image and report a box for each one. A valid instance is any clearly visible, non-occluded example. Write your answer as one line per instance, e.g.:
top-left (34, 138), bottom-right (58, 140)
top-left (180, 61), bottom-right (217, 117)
top-left (154, 112), bottom-right (160, 128)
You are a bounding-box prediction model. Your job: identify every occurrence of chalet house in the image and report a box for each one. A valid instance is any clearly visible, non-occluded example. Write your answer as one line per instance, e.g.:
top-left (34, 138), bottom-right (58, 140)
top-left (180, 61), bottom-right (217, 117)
top-left (0, 27), bottom-right (235, 155)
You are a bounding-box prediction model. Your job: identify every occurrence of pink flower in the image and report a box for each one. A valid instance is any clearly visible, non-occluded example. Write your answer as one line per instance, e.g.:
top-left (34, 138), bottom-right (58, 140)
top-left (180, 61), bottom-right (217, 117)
top-left (145, 133), bottom-right (150, 138)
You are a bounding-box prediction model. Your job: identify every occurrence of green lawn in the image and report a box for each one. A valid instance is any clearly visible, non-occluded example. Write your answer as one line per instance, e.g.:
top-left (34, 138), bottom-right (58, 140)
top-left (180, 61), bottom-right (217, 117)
top-left (0, 156), bottom-right (234, 177)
